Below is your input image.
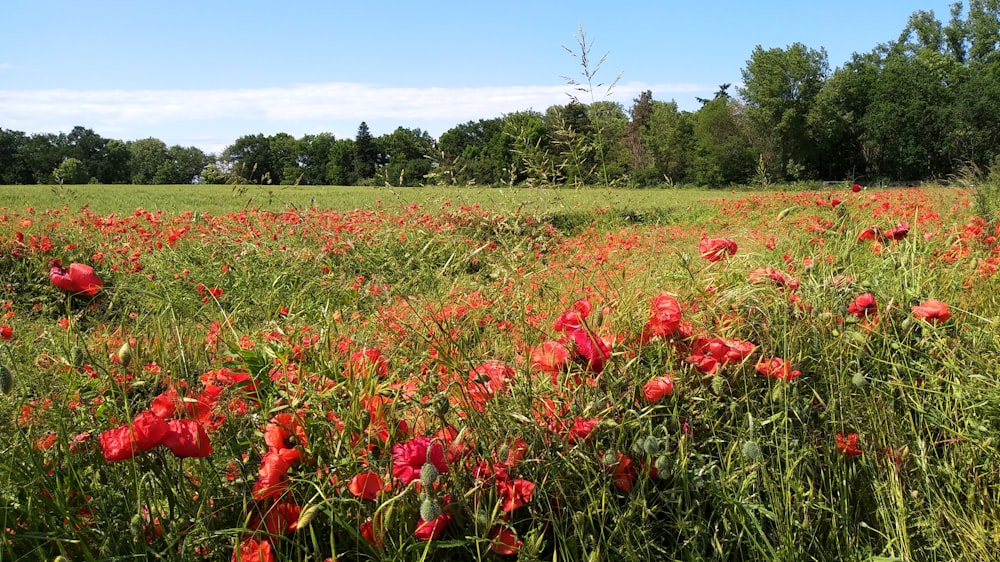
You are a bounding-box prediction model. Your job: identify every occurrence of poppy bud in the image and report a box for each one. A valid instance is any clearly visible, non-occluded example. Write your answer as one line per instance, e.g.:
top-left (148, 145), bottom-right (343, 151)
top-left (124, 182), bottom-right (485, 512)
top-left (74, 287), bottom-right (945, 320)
top-left (431, 392), bottom-right (449, 416)
top-left (117, 342), bottom-right (133, 367)
top-left (654, 454), bottom-right (671, 476)
top-left (711, 374), bottom-right (727, 396)
top-left (420, 497), bottom-right (441, 522)
top-left (129, 513), bottom-right (144, 542)
top-left (642, 435), bottom-right (661, 456)
top-left (71, 346), bottom-right (85, 369)
top-left (0, 364), bottom-right (13, 394)
top-left (742, 440), bottom-right (762, 460)
top-left (851, 372), bottom-right (868, 388)
top-left (420, 462), bottom-right (439, 487)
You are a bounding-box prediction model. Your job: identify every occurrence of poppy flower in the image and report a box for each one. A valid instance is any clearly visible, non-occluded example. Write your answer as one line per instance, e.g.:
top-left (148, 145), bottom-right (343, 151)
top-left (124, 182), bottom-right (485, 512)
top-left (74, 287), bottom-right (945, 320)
top-left (391, 436), bottom-right (448, 485)
top-left (253, 448), bottom-right (300, 500)
top-left (747, 267), bottom-right (799, 291)
top-left (529, 340), bottom-right (572, 377)
top-left (699, 237), bottom-right (737, 262)
top-left (847, 293), bottom-right (878, 319)
top-left (836, 432), bottom-right (862, 457)
top-left (851, 183), bottom-right (862, 193)
top-left (858, 226), bottom-right (881, 241)
top-left (884, 221), bottom-right (909, 241)
top-left (99, 424), bottom-right (140, 462)
top-left (161, 419), bottom-right (212, 458)
top-left (264, 412), bottom-right (308, 456)
top-left (252, 501), bottom-right (301, 536)
top-left (553, 298), bottom-right (592, 333)
top-left (48, 259), bottom-right (104, 296)
top-left (0, 325), bottom-right (12, 341)
top-left (497, 478), bottom-right (535, 512)
top-left (567, 328), bottom-right (612, 374)
top-left (567, 417), bottom-right (601, 443)
top-left (643, 376), bottom-right (675, 402)
top-left (755, 357), bottom-right (801, 382)
top-left (489, 525), bottom-right (522, 555)
top-left (348, 471), bottom-right (384, 500)
top-left (99, 410), bottom-right (169, 462)
top-left (607, 452), bottom-right (638, 492)
top-left (232, 536), bottom-right (274, 562)
top-left (912, 298), bottom-right (951, 323)
top-left (641, 293), bottom-right (682, 341)
top-left (343, 348), bottom-right (389, 379)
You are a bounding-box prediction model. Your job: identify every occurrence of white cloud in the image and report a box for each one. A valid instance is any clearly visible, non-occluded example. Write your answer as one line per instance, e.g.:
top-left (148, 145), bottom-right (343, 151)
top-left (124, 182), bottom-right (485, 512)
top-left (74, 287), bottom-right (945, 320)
top-left (0, 81), bottom-right (713, 152)
top-left (0, 81), bottom-right (709, 126)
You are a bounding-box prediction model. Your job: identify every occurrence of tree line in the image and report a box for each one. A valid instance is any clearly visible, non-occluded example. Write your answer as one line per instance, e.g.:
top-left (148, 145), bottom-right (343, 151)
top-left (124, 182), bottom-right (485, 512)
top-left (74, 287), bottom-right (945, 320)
top-left (2, 1), bottom-right (998, 188)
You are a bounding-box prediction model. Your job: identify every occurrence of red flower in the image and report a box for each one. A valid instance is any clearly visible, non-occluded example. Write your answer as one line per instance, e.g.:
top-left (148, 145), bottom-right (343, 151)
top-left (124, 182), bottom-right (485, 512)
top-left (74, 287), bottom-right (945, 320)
top-left (747, 267), bottom-right (799, 291)
top-left (643, 375), bottom-right (675, 402)
top-left (99, 425), bottom-right (139, 462)
top-left (530, 340), bottom-right (572, 377)
top-left (884, 221), bottom-right (909, 241)
top-left (497, 478), bottom-right (535, 512)
top-left (567, 328), bottom-right (611, 374)
top-left (252, 448), bottom-right (299, 500)
top-left (912, 298), bottom-right (951, 323)
top-left (252, 501), bottom-right (301, 535)
top-left (489, 525), bottom-right (522, 555)
top-left (0, 325), bottom-right (12, 341)
top-left (99, 410), bottom-right (169, 462)
top-left (686, 337), bottom-right (756, 374)
top-left (49, 260), bottom-right (104, 296)
top-left (836, 432), bottom-right (862, 457)
top-left (348, 471), bottom-right (384, 500)
top-left (391, 437), bottom-right (448, 485)
top-left (642, 293), bottom-right (682, 341)
top-left (553, 299), bottom-right (592, 332)
top-left (161, 419), bottom-right (212, 458)
top-left (755, 357), bottom-right (801, 382)
top-left (851, 183), bottom-right (862, 193)
top-left (567, 417), bottom-right (601, 443)
top-left (848, 293), bottom-right (878, 319)
top-left (699, 237), bottom-right (737, 262)
top-left (232, 537), bottom-right (274, 562)
top-left (264, 412), bottom-right (308, 456)
top-left (343, 348), bottom-right (389, 379)
top-left (131, 410), bottom-right (170, 451)
top-left (608, 453), bottom-right (638, 492)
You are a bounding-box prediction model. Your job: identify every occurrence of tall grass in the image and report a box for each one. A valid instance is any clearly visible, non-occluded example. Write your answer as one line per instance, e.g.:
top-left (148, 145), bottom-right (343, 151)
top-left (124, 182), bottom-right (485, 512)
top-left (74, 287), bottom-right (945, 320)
top-left (1, 184), bottom-right (999, 561)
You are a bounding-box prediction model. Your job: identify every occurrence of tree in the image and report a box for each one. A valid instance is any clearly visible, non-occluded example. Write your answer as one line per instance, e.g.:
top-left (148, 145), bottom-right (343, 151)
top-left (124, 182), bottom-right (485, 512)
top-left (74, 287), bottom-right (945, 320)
top-left (354, 122), bottom-right (378, 181)
top-left (624, 90), bottom-right (654, 182)
top-left (128, 138), bottom-right (169, 184)
top-left (643, 100), bottom-right (695, 184)
top-left (298, 133), bottom-right (336, 185)
top-left (740, 43), bottom-right (829, 180)
top-left (327, 138), bottom-right (357, 186)
top-left (224, 134), bottom-right (273, 184)
top-left (690, 97), bottom-right (754, 187)
top-left (53, 157), bottom-right (88, 184)
top-left (438, 118), bottom-right (510, 185)
top-left (377, 127), bottom-right (435, 186)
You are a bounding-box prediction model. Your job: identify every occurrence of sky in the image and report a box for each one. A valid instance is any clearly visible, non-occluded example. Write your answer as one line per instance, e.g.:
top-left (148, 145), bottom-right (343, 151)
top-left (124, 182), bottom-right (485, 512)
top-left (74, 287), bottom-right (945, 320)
top-left (0, 0), bottom-right (959, 155)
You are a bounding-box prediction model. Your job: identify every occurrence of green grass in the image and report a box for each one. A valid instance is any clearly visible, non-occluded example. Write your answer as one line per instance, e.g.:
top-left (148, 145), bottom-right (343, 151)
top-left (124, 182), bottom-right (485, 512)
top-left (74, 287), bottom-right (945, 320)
top-left (1, 184), bottom-right (999, 561)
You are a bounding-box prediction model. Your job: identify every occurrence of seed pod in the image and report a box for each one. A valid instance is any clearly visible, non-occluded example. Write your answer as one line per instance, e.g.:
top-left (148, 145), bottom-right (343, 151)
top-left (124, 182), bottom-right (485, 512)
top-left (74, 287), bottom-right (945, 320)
top-left (295, 504), bottom-right (320, 531)
top-left (642, 435), bottom-right (661, 456)
top-left (419, 497), bottom-right (441, 522)
top-left (742, 440), bottom-right (762, 460)
top-left (431, 392), bottom-right (449, 416)
top-left (654, 454), bottom-right (671, 476)
top-left (71, 346), bottom-right (85, 369)
top-left (129, 513), bottom-right (144, 542)
top-left (0, 364), bottom-right (12, 394)
top-left (117, 342), bottom-right (133, 368)
top-left (851, 372), bottom-right (868, 388)
top-left (419, 462), bottom-right (439, 488)
top-left (711, 374), bottom-right (726, 396)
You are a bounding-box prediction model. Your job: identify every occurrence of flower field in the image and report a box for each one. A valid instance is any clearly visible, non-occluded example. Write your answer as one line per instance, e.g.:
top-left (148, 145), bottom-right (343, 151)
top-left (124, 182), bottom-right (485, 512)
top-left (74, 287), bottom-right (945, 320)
top-left (2, 185), bottom-right (1000, 561)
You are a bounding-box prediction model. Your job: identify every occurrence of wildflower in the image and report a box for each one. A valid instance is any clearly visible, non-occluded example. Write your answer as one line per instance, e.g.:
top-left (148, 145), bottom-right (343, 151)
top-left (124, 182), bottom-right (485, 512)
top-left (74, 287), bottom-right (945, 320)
top-left (489, 525), bottom-right (522, 555)
top-left (847, 293), bottom-right (878, 319)
top-left (699, 237), bottom-right (738, 262)
top-left (643, 375), bottom-right (675, 402)
top-left (851, 183), bottom-right (862, 193)
top-left (836, 432), bottom-right (862, 457)
top-left (232, 536), bottom-right (274, 562)
top-left (48, 259), bottom-right (103, 296)
top-left (497, 478), bottom-right (535, 512)
top-left (0, 325), bottom-right (12, 341)
top-left (392, 436), bottom-right (448, 485)
top-left (252, 448), bottom-right (300, 500)
top-left (755, 357), bottom-right (801, 382)
top-left (641, 293), bottom-right (682, 341)
top-left (884, 221), bottom-right (909, 241)
top-left (567, 328), bottom-right (611, 374)
top-left (348, 471), bottom-right (384, 500)
top-left (747, 267), bottom-right (799, 291)
top-left (264, 412), bottom-right (308, 458)
top-left (607, 452), bottom-right (638, 492)
top-left (529, 340), bottom-right (572, 377)
top-left (912, 298), bottom-right (951, 323)
top-left (160, 419), bottom-right (212, 458)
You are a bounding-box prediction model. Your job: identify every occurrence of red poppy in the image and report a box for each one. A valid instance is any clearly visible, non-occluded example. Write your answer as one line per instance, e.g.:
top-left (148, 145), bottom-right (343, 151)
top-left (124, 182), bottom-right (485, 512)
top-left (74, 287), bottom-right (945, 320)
top-left (252, 501), bottom-right (301, 535)
top-left (529, 340), bottom-right (572, 377)
top-left (359, 516), bottom-right (384, 548)
top-left (343, 348), bottom-right (389, 379)
top-left (49, 260), bottom-right (104, 296)
top-left (567, 328), bottom-right (611, 374)
top-left (264, 412), bottom-right (308, 456)
top-left (699, 237), bottom-right (737, 262)
top-left (912, 298), bottom-right (951, 323)
top-left (755, 357), bottom-right (801, 382)
top-left (348, 471), bottom-right (384, 500)
top-left (99, 410), bottom-right (169, 462)
top-left (641, 293), bottom-right (682, 341)
top-left (131, 410), bottom-right (170, 452)
top-left (643, 375), bottom-right (675, 402)
top-left (391, 437), bottom-right (448, 485)
top-left (747, 267), bottom-right (799, 291)
top-left (252, 448), bottom-right (299, 500)
top-left (836, 432), bottom-right (862, 457)
top-left (0, 325), bottom-right (12, 341)
top-left (567, 417), bottom-right (601, 443)
top-left (489, 525), bottom-right (522, 555)
top-left (497, 478), bottom-right (535, 512)
top-left (848, 293), bottom-right (878, 319)
top-left (851, 183), bottom-right (862, 193)
top-left (858, 226), bottom-right (881, 241)
top-left (99, 425), bottom-right (140, 462)
top-left (553, 299), bottom-right (592, 333)
top-left (686, 337), bottom-right (756, 374)
top-left (608, 453), bottom-right (638, 492)
top-left (231, 537), bottom-right (274, 562)
top-left (884, 221), bottom-right (909, 241)
top-left (161, 419), bottom-right (212, 458)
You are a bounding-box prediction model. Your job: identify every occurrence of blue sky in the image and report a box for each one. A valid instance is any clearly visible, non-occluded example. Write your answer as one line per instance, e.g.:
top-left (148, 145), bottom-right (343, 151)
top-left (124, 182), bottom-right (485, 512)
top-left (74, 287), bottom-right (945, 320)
top-left (1, 0), bottom-right (957, 154)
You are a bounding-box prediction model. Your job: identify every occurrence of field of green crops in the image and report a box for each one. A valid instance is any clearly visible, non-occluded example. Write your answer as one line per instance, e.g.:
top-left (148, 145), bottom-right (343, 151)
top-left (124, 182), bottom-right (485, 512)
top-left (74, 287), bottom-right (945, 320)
top-left (2, 183), bottom-right (999, 561)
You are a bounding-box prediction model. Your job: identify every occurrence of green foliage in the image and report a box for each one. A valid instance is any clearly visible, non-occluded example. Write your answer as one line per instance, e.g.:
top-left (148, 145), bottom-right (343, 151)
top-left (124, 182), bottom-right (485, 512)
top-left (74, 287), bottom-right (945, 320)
top-left (53, 157), bottom-right (89, 184)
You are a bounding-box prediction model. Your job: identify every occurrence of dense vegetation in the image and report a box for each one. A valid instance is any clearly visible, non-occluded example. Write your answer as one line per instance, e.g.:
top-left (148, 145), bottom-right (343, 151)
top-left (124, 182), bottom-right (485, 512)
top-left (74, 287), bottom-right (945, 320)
top-left (3, 181), bottom-right (1000, 561)
top-left (2, 1), bottom-right (999, 189)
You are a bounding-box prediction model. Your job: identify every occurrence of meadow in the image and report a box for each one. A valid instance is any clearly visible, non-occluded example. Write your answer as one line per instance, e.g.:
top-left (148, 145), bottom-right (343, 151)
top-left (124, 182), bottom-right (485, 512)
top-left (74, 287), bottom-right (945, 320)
top-left (1, 183), bottom-right (999, 561)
